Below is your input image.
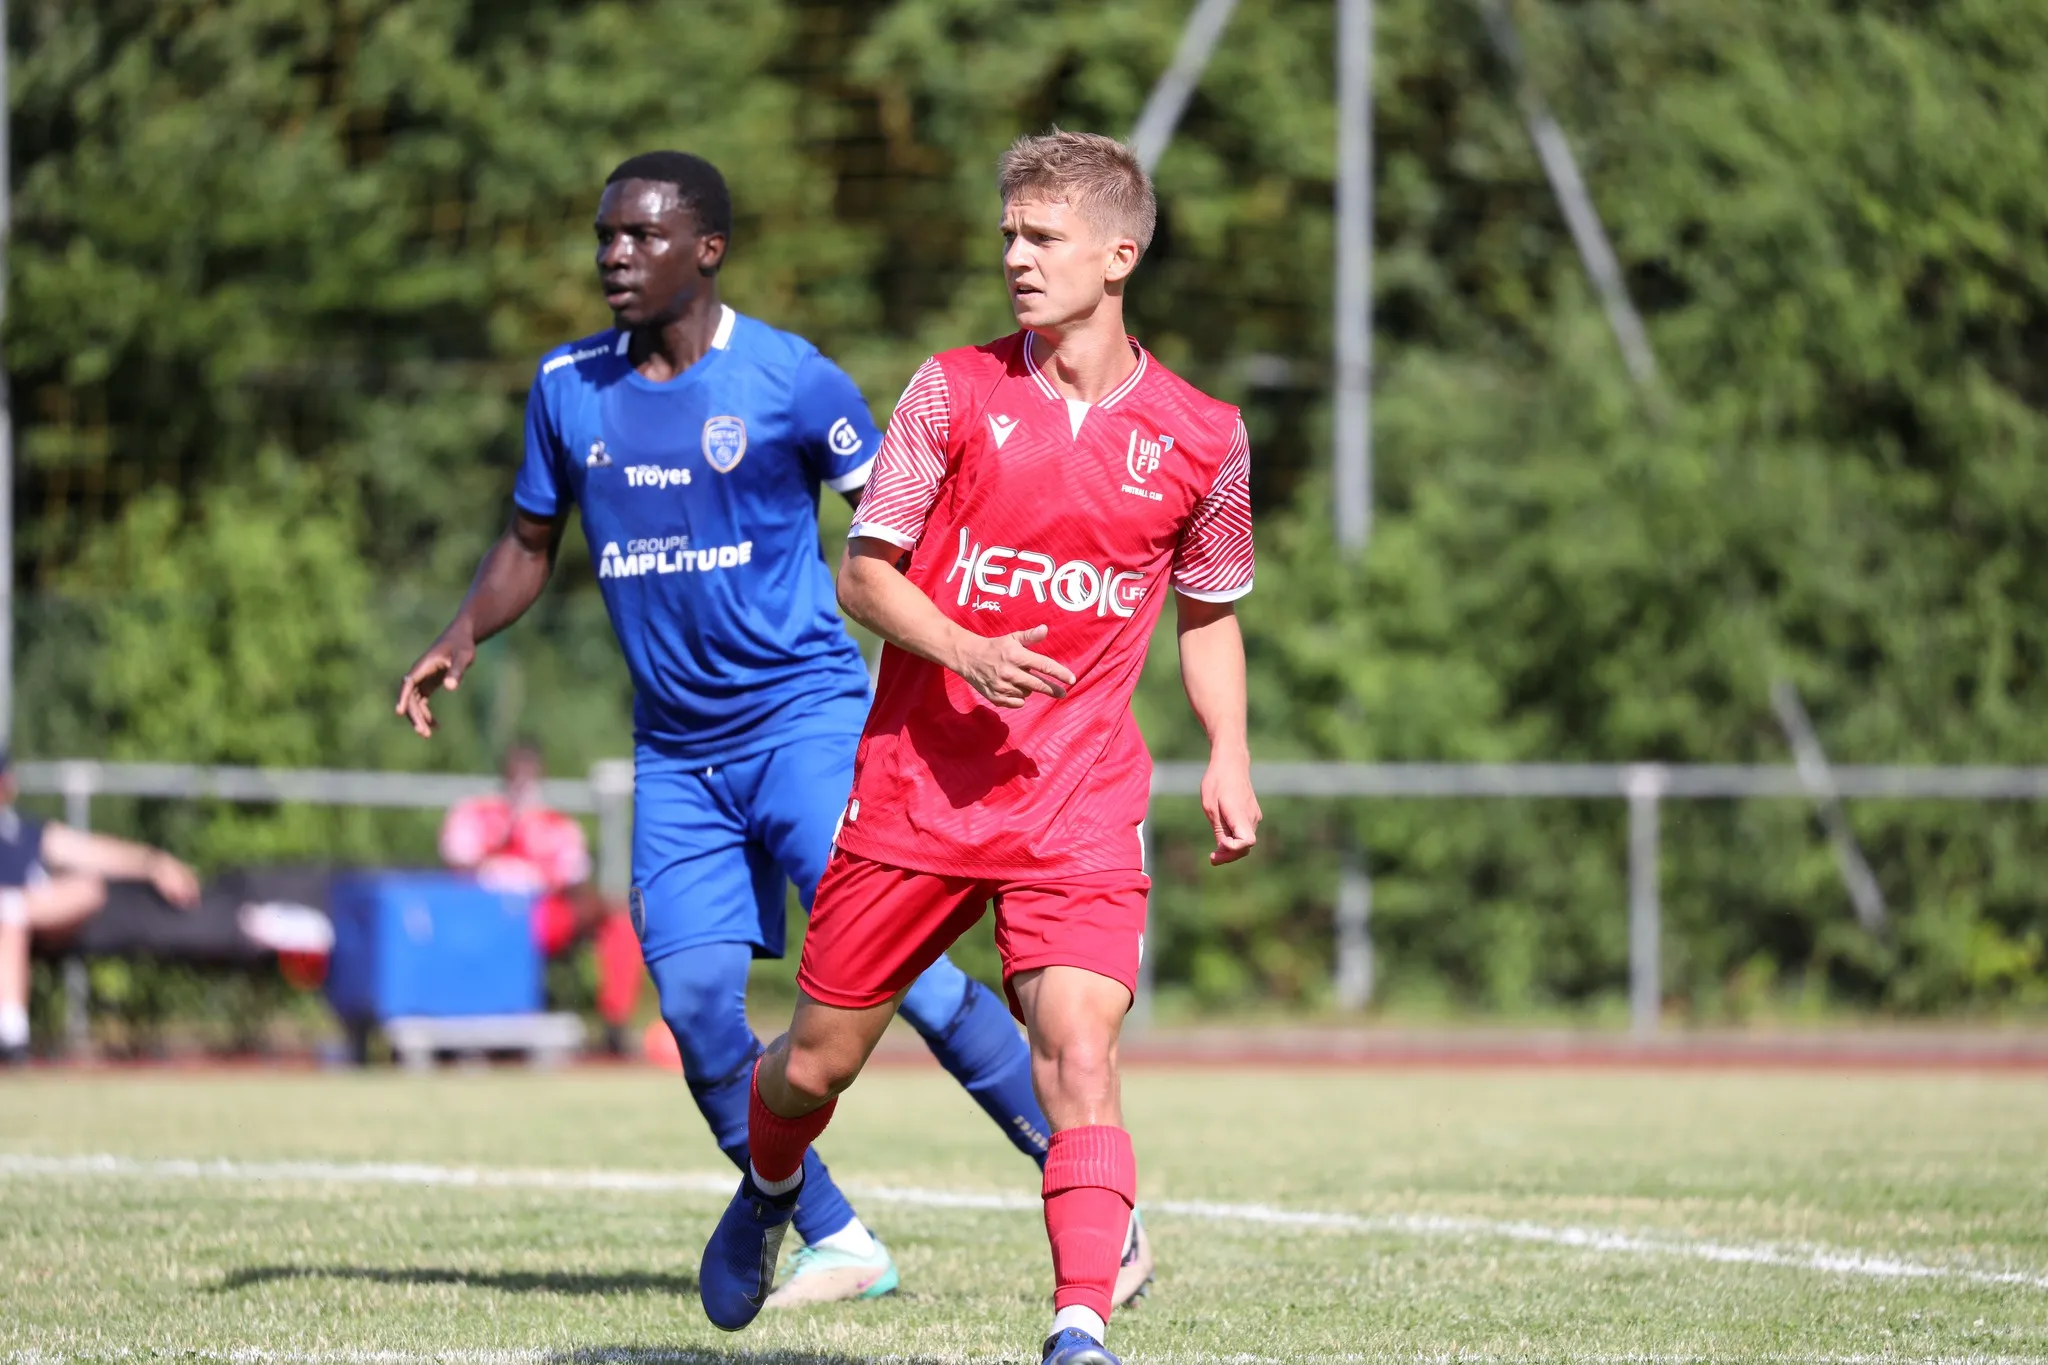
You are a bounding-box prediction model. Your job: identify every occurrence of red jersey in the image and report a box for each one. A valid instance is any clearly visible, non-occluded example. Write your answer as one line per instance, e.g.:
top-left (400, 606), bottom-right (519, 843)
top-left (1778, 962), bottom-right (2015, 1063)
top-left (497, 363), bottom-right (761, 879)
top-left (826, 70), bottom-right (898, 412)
top-left (439, 796), bottom-right (591, 895)
top-left (837, 332), bottom-right (1253, 878)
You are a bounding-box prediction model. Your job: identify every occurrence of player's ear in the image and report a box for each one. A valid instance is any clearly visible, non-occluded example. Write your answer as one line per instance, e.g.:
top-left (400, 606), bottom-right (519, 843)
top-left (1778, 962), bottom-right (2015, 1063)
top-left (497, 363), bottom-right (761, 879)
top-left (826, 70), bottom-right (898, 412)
top-left (1103, 235), bottom-right (1140, 285)
top-left (698, 232), bottom-right (729, 274)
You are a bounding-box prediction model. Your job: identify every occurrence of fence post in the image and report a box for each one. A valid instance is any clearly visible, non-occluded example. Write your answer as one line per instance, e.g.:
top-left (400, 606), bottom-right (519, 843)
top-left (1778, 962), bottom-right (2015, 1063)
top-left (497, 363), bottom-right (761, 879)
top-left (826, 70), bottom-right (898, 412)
top-left (1131, 810), bottom-right (1155, 1033)
top-left (60, 760), bottom-right (95, 830)
top-left (1334, 848), bottom-right (1373, 1012)
top-left (59, 761), bottom-right (96, 1057)
top-left (589, 759), bottom-right (634, 899)
top-left (1625, 763), bottom-right (1666, 1038)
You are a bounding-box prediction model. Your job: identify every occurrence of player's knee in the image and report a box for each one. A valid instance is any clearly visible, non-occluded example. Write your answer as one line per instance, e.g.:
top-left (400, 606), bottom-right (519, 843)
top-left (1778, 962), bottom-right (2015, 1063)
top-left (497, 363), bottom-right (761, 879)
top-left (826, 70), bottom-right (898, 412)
top-left (50, 876), bottom-right (109, 926)
top-left (780, 1038), bottom-right (864, 1104)
top-left (898, 955), bottom-right (971, 1037)
top-left (1033, 1034), bottom-right (1119, 1107)
top-left (649, 949), bottom-right (754, 1081)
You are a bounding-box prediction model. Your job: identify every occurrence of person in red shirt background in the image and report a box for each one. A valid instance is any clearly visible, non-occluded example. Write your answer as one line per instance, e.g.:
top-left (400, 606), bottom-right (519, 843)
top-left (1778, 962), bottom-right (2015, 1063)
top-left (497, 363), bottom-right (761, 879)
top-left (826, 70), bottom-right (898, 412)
top-left (440, 742), bottom-right (641, 1049)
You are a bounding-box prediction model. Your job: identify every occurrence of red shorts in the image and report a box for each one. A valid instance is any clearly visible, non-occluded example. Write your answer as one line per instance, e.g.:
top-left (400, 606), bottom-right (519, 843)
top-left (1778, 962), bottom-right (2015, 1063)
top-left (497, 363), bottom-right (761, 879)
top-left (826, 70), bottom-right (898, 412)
top-left (796, 850), bottom-right (1149, 1018)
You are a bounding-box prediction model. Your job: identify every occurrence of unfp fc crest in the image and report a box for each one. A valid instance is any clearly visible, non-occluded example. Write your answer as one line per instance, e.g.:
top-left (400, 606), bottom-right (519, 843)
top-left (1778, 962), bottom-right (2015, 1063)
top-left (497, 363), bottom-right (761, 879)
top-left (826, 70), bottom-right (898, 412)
top-left (702, 415), bottom-right (748, 473)
top-left (1126, 429), bottom-right (1174, 485)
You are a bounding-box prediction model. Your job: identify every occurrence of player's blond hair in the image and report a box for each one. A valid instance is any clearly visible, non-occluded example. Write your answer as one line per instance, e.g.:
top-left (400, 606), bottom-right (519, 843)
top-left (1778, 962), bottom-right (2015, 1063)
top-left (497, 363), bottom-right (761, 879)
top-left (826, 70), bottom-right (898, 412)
top-left (998, 130), bottom-right (1157, 256)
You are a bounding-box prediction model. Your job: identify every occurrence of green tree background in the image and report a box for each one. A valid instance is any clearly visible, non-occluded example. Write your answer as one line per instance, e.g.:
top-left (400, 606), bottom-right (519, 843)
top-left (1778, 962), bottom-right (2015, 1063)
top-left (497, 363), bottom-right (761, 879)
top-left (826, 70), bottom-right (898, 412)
top-left (10, 0), bottom-right (2046, 1020)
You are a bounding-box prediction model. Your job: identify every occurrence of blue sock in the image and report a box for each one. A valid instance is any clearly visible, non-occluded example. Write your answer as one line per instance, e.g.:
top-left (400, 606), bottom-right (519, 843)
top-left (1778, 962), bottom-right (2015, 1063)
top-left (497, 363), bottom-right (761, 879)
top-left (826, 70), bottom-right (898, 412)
top-left (899, 954), bottom-right (1051, 1166)
top-left (649, 942), bottom-right (859, 1245)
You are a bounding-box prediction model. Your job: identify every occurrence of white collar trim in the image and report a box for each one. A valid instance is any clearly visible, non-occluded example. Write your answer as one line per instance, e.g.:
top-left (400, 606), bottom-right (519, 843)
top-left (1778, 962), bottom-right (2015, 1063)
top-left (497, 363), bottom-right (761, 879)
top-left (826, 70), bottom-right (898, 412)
top-left (613, 307), bottom-right (734, 362)
top-left (1022, 332), bottom-right (1147, 407)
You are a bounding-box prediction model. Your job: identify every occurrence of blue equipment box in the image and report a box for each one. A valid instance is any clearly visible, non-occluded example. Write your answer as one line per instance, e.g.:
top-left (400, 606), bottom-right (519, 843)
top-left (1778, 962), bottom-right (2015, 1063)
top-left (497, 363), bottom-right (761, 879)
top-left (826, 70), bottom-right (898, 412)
top-left (325, 872), bottom-right (540, 1022)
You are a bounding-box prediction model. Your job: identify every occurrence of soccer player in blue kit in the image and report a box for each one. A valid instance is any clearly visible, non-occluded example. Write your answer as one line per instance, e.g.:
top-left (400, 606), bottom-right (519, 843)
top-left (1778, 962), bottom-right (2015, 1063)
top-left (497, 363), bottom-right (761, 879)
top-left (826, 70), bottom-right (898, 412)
top-left (396, 152), bottom-right (1153, 1309)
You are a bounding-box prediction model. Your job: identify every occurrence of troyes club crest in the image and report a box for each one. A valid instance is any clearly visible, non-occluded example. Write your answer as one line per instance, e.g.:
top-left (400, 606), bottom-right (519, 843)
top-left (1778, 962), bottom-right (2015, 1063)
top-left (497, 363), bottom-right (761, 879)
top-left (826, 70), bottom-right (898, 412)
top-left (702, 415), bottom-right (748, 473)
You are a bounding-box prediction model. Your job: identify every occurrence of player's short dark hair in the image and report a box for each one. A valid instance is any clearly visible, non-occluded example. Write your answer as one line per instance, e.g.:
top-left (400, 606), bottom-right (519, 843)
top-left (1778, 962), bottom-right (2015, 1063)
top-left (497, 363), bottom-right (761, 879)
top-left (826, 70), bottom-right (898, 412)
top-left (605, 151), bottom-right (733, 242)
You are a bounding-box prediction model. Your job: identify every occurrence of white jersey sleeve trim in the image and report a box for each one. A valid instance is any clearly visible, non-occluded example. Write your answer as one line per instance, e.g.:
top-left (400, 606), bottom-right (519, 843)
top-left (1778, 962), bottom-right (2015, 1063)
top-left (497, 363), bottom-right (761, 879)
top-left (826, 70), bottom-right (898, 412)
top-left (847, 521), bottom-right (918, 550)
top-left (824, 456), bottom-right (876, 493)
top-left (1175, 579), bottom-right (1255, 604)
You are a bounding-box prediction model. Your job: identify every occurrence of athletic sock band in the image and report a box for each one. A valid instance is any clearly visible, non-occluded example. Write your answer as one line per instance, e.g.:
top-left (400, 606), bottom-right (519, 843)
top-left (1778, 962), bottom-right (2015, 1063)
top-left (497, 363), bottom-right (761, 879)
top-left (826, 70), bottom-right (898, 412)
top-left (1042, 1123), bottom-right (1138, 1202)
top-left (747, 1058), bottom-right (837, 1185)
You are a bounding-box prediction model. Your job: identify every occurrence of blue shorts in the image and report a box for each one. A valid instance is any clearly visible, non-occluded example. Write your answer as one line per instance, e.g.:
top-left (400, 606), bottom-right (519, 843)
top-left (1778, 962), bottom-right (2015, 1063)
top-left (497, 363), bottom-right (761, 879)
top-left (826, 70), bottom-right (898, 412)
top-left (630, 732), bottom-right (855, 965)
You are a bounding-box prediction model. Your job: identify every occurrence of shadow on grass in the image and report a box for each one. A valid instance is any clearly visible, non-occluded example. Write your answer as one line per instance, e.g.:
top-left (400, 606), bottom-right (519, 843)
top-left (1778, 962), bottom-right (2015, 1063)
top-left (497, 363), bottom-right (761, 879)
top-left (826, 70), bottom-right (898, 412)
top-left (544, 1353), bottom-right (958, 1365)
top-left (214, 1265), bottom-right (698, 1296)
top-left (213, 1273), bottom-right (969, 1362)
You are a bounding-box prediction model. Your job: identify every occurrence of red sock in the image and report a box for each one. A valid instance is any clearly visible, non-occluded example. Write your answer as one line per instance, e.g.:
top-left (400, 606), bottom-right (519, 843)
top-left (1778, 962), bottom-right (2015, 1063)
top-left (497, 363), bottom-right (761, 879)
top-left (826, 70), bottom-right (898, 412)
top-left (747, 1058), bottom-right (837, 1184)
top-left (1042, 1125), bottom-right (1137, 1323)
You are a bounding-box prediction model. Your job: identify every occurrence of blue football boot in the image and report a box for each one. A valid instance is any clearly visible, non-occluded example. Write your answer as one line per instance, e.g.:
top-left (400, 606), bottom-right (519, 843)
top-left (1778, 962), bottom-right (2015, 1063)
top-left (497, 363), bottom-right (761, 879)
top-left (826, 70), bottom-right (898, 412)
top-left (698, 1171), bottom-right (802, 1331)
top-left (1042, 1327), bottom-right (1120, 1364)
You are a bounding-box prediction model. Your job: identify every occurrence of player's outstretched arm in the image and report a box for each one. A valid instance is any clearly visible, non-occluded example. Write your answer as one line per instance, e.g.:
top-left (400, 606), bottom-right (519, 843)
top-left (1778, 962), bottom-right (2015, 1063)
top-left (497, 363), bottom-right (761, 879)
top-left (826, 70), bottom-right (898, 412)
top-left (396, 509), bottom-right (565, 738)
top-left (838, 537), bottom-right (1076, 709)
top-left (40, 824), bottom-right (200, 908)
top-left (1176, 593), bottom-right (1261, 865)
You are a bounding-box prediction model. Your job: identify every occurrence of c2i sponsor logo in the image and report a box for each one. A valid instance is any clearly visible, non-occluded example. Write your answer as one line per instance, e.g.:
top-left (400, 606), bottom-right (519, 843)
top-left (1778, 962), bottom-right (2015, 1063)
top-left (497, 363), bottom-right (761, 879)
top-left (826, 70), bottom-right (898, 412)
top-left (944, 527), bottom-right (1145, 618)
top-left (623, 465), bottom-right (692, 489)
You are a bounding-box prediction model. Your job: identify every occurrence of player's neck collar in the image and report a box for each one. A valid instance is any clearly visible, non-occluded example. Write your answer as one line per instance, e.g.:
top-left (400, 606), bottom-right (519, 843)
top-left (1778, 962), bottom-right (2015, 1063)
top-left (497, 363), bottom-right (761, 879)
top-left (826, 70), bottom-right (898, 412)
top-left (615, 305), bottom-right (737, 386)
top-left (619, 303), bottom-right (734, 355)
top-left (1021, 330), bottom-right (1147, 410)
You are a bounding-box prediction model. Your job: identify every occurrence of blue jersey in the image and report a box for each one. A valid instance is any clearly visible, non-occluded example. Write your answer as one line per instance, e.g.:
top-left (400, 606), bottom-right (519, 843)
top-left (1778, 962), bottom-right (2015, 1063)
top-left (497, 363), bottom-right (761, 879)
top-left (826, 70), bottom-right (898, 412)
top-left (515, 306), bottom-right (878, 763)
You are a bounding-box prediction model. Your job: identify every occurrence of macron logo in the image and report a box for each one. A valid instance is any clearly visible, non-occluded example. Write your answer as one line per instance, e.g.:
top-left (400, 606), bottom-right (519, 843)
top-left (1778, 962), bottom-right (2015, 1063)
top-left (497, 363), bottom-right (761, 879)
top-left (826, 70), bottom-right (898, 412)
top-left (988, 414), bottom-right (1018, 450)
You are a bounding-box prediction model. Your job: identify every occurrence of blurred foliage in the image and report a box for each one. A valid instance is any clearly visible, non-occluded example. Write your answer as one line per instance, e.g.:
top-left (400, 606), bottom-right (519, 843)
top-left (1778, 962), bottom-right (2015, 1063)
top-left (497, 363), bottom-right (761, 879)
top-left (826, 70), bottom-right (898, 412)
top-left (8, 0), bottom-right (2048, 1022)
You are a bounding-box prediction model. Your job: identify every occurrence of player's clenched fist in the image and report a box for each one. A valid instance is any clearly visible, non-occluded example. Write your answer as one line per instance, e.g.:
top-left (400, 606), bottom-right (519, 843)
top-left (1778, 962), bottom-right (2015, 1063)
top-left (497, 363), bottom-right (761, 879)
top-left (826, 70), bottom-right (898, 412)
top-left (1201, 756), bottom-right (1261, 865)
top-left (395, 629), bottom-right (477, 738)
top-left (953, 624), bottom-right (1077, 709)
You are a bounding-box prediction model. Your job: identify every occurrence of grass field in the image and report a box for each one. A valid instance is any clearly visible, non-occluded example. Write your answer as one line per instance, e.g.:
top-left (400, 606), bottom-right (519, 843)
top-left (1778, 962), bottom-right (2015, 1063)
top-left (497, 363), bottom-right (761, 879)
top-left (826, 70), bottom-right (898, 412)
top-left (3, 1063), bottom-right (2046, 1364)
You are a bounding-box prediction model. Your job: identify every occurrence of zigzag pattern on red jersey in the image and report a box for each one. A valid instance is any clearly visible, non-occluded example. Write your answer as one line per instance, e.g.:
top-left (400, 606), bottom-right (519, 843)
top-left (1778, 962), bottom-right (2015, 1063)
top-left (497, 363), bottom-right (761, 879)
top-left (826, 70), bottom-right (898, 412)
top-left (850, 358), bottom-right (951, 549)
top-left (1171, 415), bottom-right (1254, 601)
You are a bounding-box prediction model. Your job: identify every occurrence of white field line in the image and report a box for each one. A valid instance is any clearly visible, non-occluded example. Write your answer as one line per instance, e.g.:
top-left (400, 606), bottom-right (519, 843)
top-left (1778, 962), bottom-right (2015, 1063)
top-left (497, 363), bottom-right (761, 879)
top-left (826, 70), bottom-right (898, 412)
top-left (8, 1351), bottom-right (2048, 1365)
top-left (3, 1152), bottom-right (2045, 1294)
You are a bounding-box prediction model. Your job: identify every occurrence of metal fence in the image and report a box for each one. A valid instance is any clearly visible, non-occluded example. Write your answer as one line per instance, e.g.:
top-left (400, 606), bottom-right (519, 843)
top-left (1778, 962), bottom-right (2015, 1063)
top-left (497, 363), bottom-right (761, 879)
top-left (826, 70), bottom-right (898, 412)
top-left (21, 758), bottom-right (2048, 1038)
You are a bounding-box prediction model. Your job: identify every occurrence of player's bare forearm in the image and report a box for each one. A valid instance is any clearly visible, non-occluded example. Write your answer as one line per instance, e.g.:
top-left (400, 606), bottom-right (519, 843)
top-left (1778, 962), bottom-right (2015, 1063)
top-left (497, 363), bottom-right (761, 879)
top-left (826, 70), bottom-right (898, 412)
top-left (1177, 596), bottom-right (1250, 757)
top-left (397, 509), bottom-right (563, 737)
top-left (838, 537), bottom-right (1075, 708)
top-left (449, 511), bottom-right (563, 645)
top-left (838, 539), bottom-right (971, 668)
top-left (1176, 593), bottom-right (1260, 864)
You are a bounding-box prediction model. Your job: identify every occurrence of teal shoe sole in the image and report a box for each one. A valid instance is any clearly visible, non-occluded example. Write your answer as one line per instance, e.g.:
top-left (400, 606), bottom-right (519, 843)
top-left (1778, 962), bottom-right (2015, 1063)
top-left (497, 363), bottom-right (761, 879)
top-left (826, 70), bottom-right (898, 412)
top-left (857, 1260), bottom-right (900, 1299)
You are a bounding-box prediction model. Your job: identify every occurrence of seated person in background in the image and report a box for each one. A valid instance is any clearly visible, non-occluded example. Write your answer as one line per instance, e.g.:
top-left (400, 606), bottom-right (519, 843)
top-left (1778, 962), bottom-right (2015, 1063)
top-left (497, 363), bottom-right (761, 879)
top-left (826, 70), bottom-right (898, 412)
top-left (439, 742), bottom-right (641, 1048)
top-left (0, 749), bottom-right (202, 1062)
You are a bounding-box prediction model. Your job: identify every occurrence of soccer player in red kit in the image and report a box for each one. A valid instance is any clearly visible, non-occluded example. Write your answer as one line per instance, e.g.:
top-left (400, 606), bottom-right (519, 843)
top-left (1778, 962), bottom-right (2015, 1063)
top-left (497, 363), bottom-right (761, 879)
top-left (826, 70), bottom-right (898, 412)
top-left (699, 130), bottom-right (1260, 1365)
